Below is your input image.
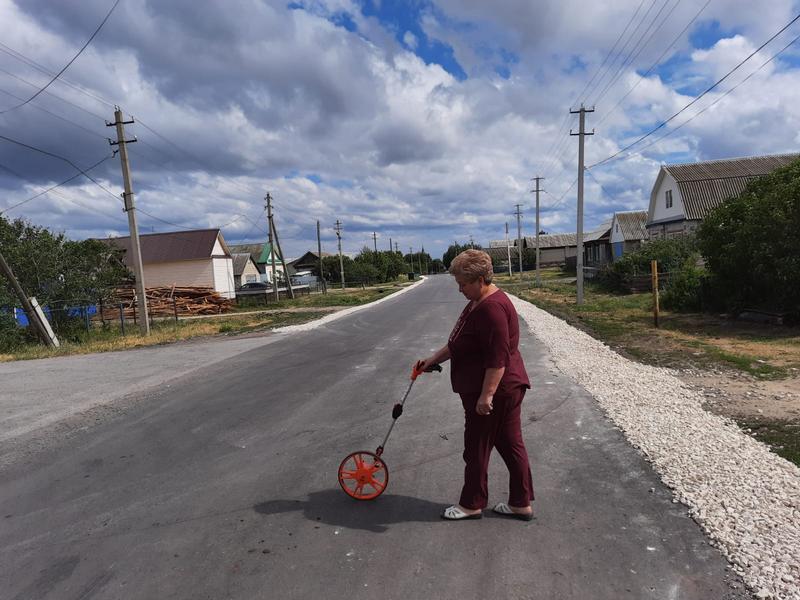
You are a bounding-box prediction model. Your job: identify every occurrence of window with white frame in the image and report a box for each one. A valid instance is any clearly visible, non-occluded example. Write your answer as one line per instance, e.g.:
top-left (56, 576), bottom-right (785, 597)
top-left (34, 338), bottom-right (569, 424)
top-left (665, 189), bottom-right (673, 209)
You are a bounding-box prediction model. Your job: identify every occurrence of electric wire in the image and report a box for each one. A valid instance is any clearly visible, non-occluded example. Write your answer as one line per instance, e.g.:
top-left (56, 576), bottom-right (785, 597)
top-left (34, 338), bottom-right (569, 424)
top-left (0, 0), bottom-right (120, 114)
top-left (595, 0), bottom-right (712, 127)
top-left (588, 12), bottom-right (800, 169)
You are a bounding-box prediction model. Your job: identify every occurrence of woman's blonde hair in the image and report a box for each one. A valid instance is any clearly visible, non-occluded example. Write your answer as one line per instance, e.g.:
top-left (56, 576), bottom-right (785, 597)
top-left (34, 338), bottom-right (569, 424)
top-left (449, 249), bottom-right (493, 284)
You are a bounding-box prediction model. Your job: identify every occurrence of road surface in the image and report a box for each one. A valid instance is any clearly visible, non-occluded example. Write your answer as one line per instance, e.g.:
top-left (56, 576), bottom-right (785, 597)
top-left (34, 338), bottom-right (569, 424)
top-left (0, 276), bottom-right (747, 599)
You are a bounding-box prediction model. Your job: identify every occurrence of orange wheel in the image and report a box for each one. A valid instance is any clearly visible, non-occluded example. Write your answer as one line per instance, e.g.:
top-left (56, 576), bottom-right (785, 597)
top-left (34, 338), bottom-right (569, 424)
top-left (338, 451), bottom-right (388, 500)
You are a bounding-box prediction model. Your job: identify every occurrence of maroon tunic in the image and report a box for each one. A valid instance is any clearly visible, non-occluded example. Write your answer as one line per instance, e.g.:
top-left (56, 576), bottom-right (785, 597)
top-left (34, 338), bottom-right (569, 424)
top-left (447, 289), bottom-right (530, 396)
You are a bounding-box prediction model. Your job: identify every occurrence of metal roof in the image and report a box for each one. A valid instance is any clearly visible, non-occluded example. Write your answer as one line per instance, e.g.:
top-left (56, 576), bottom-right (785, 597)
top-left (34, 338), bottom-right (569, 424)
top-left (613, 211), bottom-right (648, 241)
top-left (100, 229), bottom-right (229, 266)
top-left (232, 253), bottom-right (255, 276)
top-left (523, 233), bottom-right (578, 248)
top-left (664, 153), bottom-right (800, 220)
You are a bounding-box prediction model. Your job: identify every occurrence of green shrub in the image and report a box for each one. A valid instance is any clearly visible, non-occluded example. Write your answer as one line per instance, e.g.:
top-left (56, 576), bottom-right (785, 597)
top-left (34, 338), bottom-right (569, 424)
top-left (661, 264), bottom-right (706, 311)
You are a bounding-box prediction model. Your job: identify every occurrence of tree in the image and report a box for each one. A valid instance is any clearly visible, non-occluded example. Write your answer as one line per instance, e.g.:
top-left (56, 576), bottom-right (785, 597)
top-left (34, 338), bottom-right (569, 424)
top-left (0, 215), bottom-right (129, 339)
top-left (697, 159), bottom-right (800, 317)
top-left (442, 241), bottom-right (480, 268)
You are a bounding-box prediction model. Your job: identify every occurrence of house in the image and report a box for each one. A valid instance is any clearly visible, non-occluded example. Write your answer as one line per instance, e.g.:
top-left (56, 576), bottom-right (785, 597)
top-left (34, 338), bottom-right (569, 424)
top-left (523, 233), bottom-right (578, 266)
top-left (610, 210), bottom-right (648, 260)
top-left (227, 242), bottom-right (287, 283)
top-left (582, 222), bottom-right (612, 267)
top-left (100, 229), bottom-right (236, 298)
top-left (232, 253), bottom-right (260, 288)
top-left (646, 153), bottom-right (800, 239)
top-left (288, 250), bottom-right (332, 272)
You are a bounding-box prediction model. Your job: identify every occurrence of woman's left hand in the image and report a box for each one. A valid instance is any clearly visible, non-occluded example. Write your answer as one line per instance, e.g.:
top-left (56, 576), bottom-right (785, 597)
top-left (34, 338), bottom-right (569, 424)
top-left (476, 393), bottom-right (493, 416)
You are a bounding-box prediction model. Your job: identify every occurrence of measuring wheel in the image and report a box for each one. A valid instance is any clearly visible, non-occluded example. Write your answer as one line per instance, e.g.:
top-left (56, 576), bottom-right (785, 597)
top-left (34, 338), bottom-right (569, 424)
top-left (338, 451), bottom-right (388, 500)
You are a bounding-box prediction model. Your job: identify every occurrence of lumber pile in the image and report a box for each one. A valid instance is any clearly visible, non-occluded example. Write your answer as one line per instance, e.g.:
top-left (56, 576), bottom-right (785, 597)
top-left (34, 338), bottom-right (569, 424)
top-left (98, 285), bottom-right (234, 320)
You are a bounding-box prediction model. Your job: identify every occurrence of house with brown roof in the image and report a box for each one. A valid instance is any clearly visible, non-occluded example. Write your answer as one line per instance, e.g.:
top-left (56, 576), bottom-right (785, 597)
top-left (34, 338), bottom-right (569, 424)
top-left (610, 210), bottom-right (648, 260)
top-left (100, 229), bottom-right (236, 298)
top-left (646, 153), bottom-right (800, 239)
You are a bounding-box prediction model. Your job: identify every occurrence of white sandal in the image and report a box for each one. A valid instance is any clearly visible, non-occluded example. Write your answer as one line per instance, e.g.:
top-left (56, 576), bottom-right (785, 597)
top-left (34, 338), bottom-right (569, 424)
top-left (492, 502), bottom-right (533, 521)
top-left (441, 505), bottom-right (482, 520)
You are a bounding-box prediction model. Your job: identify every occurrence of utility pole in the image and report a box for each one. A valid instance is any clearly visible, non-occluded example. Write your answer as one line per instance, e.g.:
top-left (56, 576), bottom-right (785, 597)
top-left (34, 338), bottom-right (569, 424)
top-left (268, 197), bottom-right (294, 300)
top-left (334, 220), bottom-right (345, 288)
top-left (532, 176), bottom-right (544, 287)
top-left (570, 104), bottom-right (594, 305)
top-left (316, 220), bottom-right (326, 294)
top-left (108, 107), bottom-right (149, 335)
top-left (372, 231), bottom-right (378, 254)
top-left (394, 241), bottom-right (399, 254)
top-left (409, 246), bottom-right (414, 274)
top-left (468, 234), bottom-right (474, 249)
top-left (0, 250), bottom-right (58, 347)
top-left (389, 237), bottom-right (393, 253)
top-left (421, 244), bottom-right (427, 275)
top-left (505, 222), bottom-right (512, 278)
top-left (514, 204), bottom-right (524, 279)
top-left (265, 193), bottom-right (278, 301)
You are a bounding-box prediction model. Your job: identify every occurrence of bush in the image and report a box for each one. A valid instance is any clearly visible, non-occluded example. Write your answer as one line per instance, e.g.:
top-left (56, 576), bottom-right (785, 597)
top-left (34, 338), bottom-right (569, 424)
top-left (661, 264), bottom-right (706, 311)
top-left (0, 311), bottom-right (27, 352)
top-left (697, 159), bottom-right (800, 318)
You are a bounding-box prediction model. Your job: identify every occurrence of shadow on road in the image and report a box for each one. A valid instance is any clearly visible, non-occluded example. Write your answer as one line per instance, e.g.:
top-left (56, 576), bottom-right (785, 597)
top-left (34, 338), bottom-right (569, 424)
top-left (253, 488), bottom-right (444, 533)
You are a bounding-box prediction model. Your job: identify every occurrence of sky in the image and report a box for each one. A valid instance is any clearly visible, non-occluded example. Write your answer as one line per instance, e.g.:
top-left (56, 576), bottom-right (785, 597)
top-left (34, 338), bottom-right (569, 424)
top-left (1, 0), bottom-right (799, 259)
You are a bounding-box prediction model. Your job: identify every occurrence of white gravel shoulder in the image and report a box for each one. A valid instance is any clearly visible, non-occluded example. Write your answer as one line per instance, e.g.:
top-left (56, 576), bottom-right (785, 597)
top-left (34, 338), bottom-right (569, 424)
top-left (273, 277), bottom-right (427, 333)
top-left (510, 294), bottom-right (800, 600)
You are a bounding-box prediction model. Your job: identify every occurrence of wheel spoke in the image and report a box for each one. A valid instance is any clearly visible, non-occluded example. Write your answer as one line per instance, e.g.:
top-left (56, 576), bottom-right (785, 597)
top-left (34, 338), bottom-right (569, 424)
top-left (354, 454), bottom-right (364, 470)
top-left (340, 470), bottom-right (357, 480)
top-left (368, 478), bottom-right (385, 492)
top-left (354, 483), bottom-right (365, 497)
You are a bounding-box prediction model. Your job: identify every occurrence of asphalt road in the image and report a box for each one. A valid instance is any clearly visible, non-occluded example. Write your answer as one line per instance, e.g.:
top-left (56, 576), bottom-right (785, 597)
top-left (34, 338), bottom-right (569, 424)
top-left (0, 276), bottom-right (748, 600)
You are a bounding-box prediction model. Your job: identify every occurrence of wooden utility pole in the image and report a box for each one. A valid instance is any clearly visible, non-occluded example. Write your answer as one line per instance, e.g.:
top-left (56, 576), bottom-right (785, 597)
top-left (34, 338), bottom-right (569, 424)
top-left (0, 250), bottom-right (58, 347)
top-left (514, 204), bottom-right (523, 279)
top-left (316, 220), bottom-right (326, 294)
top-left (265, 193), bottom-right (278, 301)
top-left (651, 260), bottom-right (660, 328)
top-left (570, 104), bottom-right (594, 305)
top-left (108, 107), bottom-right (149, 335)
top-left (409, 246), bottom-right (414, 274)
top-left (268, 200), bottom-right (294, 300)
top-left (421, 245), bottom-right (427, 275)
top-left (372, 232), bottom-right (378, 254)
top-left (532, 176), bottom-right (544, 287)
top-left (334, 220), bottom-right (345, 288)
top-left (505, 222), bottom-right (512, 278)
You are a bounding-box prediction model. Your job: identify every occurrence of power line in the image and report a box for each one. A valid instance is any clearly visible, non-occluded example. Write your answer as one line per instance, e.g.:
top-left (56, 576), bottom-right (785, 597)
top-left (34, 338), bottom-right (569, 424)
top-left (0, 154), bottom-right (114, 215)
top-left (614, 30), bottom-right (800, 162)
top-left (589, 12), bottom-right (800, 169)
top-left (0, 132), bottom-right (120, 200)
top-left (0, 0), bottom-right (120, 115)
top-left (592, 0), bottom-right (680, 107)
top-left (595, 0), bottom-right (712, 127)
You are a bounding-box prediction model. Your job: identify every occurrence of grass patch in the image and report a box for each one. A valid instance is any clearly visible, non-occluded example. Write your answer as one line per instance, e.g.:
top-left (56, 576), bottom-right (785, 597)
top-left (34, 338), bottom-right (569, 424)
top-left (500, 277), bottom-right (800, 379)
top-left (740, 420), bottom-right (800, 467)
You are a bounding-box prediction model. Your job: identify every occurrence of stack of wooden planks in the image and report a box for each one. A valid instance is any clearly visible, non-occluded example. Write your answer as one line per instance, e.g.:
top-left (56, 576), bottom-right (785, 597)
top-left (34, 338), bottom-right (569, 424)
top-left (99, 285), bottom-right (234, 320)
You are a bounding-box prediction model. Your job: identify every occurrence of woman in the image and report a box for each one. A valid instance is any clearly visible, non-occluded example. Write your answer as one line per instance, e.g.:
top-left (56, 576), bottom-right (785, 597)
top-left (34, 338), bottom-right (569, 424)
top-left (416, 249), bottom-right (534, 521)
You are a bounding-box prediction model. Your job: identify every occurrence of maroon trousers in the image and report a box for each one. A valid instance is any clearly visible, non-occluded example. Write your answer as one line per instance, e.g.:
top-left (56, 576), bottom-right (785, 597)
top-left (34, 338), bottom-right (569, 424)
top-left (459, 386), bottom-right (534, 510)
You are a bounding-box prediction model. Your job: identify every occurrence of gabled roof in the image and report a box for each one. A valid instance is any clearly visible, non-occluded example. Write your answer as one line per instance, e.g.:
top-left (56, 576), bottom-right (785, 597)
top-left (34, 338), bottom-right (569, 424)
top-left (583, 221), bottom-right (612, 244)
top-left (232, 253), bottom-right (256, 276)
top-left (659, 152), bottom-right (800, 220)
top-left (524, 233), bottom-right (577, 248)
top-left (613, 211), bottom-right (648, 241)
top-left (99, 229), bottom-right (230, 265)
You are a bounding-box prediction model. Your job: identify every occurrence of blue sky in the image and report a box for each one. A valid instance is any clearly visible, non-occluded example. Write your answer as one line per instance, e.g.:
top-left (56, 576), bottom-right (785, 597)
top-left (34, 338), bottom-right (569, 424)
top-left (1, 0), bottom-right (799, 257)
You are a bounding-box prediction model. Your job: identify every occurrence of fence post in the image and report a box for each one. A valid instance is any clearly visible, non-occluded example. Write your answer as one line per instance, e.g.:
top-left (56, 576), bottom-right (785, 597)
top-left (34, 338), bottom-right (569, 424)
top-left (119, 303), bottom-right (126, 336)
top-left (173, 297), bottom-right (178, 323)
top-left (651, 259), bottom-right (660, 328)
top-left (99, 297), bottom-right (105, 326)
top-left (132, 298), bottom-right (137, 325)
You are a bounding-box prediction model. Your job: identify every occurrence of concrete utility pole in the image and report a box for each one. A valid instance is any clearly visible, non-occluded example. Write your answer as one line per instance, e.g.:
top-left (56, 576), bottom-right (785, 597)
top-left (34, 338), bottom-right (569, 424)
top-left (394, 241), bottom-right (399, 254)
top-left (570, 104), bottom-right (594, 305)
top-left (421, 244), bottom-right (427, 275)
top-left (409, 246), bottom-right (414, 273)
top-left (532, 176), bottom-right (544, 287)
top-left (108, 107), bottom-right (149, 335)
top-left (372, 232), bottom-right (378, 254)
top-left (0, 250), bottom-right (58, 347)
top-left (334, 220), bottom-right (345, 288)
top-left (265, 193), bottom-right (278, 301)
top-left (505, 222), bottom-right (512, 278)
top-left (316, 220), bottom-right (326, 294)
top-left (389, 237), bottom-right (393, 253)
top-left (514, 204), bottom-right (523, 279)
top-left (268, 198), bottom-right (294, 300)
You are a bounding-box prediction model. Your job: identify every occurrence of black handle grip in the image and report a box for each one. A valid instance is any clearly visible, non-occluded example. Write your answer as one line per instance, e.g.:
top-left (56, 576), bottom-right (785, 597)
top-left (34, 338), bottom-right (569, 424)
top-left (392, 403), bottom-right (403, 419)
top-left (425, 364), bottom-right (443, 373)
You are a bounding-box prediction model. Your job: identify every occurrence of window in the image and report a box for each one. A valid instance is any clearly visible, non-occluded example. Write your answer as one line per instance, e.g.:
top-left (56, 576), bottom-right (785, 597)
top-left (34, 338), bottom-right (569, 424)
top-left (615, 223), bottom-right (619, 233)
top-left (665, 189), bottom-right (673, 209)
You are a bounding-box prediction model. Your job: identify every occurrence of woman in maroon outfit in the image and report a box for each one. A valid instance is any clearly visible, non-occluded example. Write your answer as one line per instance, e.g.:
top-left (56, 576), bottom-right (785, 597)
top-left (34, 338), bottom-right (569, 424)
top-left (416, 249), bottom-right (534, 521)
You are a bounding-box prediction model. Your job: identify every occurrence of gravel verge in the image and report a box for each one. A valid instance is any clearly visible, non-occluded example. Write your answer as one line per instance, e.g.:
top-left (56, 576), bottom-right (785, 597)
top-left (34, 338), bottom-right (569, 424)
top-left (510, 295), bottom-right (800, 600)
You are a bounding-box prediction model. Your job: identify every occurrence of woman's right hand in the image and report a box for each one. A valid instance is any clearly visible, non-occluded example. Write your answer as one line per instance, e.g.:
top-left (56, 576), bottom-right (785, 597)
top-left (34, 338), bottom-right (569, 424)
top-left (414, 358), bottom-right (433, 373)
